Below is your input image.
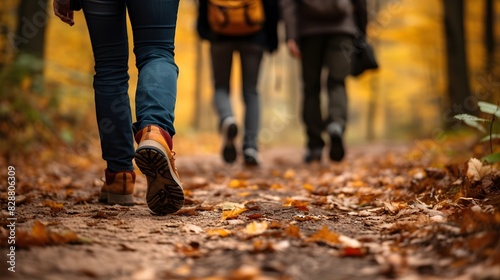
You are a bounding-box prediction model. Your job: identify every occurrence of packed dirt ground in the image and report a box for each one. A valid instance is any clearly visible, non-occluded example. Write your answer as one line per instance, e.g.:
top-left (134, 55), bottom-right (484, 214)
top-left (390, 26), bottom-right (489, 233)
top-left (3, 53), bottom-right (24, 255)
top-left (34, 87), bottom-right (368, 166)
top-left (1, 137), bottom-right (499, 280)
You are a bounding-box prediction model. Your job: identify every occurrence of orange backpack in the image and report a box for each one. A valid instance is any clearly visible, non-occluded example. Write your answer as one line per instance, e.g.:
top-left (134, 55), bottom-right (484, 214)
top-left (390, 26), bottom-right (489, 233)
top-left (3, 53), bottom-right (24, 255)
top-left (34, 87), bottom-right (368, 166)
top-left (207, 0), bottom-right (265, 36)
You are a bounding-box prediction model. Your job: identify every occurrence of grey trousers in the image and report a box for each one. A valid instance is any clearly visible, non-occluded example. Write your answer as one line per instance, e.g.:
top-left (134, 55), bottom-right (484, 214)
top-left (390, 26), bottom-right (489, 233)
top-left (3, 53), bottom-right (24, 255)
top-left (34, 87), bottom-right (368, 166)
top-left (210, 41), bottom-right (264, 150)
top-left (299, 34), bottom-right (353, 150)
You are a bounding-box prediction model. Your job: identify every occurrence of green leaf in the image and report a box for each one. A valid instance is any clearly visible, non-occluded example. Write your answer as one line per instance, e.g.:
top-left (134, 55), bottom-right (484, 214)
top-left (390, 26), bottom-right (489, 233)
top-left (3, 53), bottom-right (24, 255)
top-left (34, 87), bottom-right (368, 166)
top-left (480, 134), bottom-right (500, 142)
top-left (454, 114), bottom-right (487, 132)
top-left (478, 101), bottom-right (500, 117)
top-left (454, 114), bottom-right (489, 122)
top-left (481, 152), bottom-right (500, 163)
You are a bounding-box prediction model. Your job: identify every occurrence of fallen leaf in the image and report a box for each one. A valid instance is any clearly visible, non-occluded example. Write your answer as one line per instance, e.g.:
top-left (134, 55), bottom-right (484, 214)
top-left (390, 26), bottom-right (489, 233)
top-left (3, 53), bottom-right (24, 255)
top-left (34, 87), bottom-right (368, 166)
top-left (175, 207), bottom-right (198, 216)
top-left (307, 225), bottom-right (340, 246)
top-left (285, 224), bottom-right (301, 238)
top-left (183, 224), bottom-right (204, 234)
top-left (341, 247), bottom-right (366, 257)
top-left (16, 221), bottom-right (87, 248)
top-left (229, 179), bottom-right (248, 188)
top-left (467, 158), bottom-right (492, 181)
top-left (243, 221), bottom-right (268, 236)
top-left (42, 200), bottom-right (64, 213)
top-left (206, 228), bottom-right (232, 237)
top-left (222, 207), bottom-right (247, 220)
top-left (283, 169), bottom-right (295, 179)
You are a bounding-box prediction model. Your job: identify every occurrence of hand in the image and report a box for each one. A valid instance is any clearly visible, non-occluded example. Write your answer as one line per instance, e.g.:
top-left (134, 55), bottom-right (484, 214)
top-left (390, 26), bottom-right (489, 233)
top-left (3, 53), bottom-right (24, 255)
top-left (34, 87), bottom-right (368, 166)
top-left (287, 39), bottom-right (301, 59)
top-left (53, 0), bottom-right (74, 26)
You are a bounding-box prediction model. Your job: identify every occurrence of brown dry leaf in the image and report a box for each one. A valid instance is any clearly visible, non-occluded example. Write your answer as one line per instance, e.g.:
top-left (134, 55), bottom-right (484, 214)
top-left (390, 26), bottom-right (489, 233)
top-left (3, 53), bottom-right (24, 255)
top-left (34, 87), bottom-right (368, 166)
top-left (243, 221), bottom-right (268, 236)
top-left (246, 213), bottom-right (263, 220)
top-left (307, 225), bottom-right (340, 246)
top-left (206, 228), bottom-right (232, 237)
top-left (42, 200), bottom-right (64, 213)
top-left (252, 239), bottom-right (275, 253)
top-left (467, 158), bottom-right (492, 181)
top-left (17, 221), bottom-right (86, 248)
top-left (175, 207), bottom-right (198, 216)
top-left (383, 201), bottom-right (408, 214)
top-left (285, 224), bottom-right (301, 238)
top-left (174, 242), bottom-right (203, 258)
top-left (340, 247), bottom-right (366, 257)
top-left (283, 198), bottom-right (309, 212)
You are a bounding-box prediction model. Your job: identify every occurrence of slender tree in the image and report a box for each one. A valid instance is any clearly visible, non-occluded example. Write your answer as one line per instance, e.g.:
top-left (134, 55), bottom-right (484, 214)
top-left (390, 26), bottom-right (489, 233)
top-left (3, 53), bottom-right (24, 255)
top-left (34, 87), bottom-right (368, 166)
top-left (443, 0), bottom-right (474, 126)
top-left (485, 0), bottom-right (494, 74)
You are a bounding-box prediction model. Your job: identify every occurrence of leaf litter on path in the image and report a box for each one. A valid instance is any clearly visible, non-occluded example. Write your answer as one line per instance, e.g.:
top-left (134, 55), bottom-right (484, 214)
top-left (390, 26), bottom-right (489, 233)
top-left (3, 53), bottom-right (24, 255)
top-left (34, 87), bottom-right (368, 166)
top-left (3, 143), bottom-right (500, 279)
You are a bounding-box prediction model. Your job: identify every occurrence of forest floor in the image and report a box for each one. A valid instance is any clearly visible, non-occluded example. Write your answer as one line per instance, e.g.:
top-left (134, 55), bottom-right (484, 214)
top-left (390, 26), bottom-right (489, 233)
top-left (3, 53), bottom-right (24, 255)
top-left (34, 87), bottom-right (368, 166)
top-left (0, 137), bottom-right (499, 280)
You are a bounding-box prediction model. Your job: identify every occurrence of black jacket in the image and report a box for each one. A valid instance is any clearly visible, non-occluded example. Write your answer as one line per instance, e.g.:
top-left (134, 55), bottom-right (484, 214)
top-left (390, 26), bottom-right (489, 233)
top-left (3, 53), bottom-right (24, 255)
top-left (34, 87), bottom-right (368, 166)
top-left (196, 0), bottom-right (280, 53)
top-left (280, 0), bottom-right (367, 41)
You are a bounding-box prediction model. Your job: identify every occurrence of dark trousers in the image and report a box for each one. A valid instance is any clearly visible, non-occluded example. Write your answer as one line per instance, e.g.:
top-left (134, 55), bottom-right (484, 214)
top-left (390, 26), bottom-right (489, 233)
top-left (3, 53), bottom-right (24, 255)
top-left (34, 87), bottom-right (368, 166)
top-left (82, 0), bottom-right (179, 172)
top-left (210, 41), bottom-right (264, 150)
top-left (299, 34), bottom-right (353, 150)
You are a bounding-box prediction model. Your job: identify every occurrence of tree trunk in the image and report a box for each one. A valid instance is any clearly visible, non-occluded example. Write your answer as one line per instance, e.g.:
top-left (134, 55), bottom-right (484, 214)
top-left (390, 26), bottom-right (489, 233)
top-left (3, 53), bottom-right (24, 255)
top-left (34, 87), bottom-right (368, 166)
top-left (443, 0), bottom-right (474, 126)
top-left (8, 0), bottom-right (48, 90)
top-left (15, 0), bottom-right (48, 59)
top-left (485, 0), bottom-right (494, 74)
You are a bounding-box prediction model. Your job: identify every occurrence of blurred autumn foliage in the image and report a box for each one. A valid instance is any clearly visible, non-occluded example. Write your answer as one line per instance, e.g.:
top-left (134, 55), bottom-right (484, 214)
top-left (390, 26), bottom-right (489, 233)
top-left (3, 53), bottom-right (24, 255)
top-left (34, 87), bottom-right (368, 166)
top-left (0, 0), bottom-right (499, 158)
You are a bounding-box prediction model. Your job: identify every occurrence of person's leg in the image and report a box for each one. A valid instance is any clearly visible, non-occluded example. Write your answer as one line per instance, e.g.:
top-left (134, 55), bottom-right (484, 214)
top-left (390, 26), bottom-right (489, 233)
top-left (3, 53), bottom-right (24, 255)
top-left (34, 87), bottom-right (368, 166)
top-left (126, 0), bottom-right (184, 215)
top-left (210, 41), bottom-right (239, 163)
top-left (299, 35), bottom-right (327, 161)
top-left (324, 34), bottom-right (353, 161)
top-left (238, 42), bottom-right (263, 166)
top-left (210, 42), bottom-right (236, 123)
top-left (325, 35), bottom-right (352, 130)
top-left (82, 0), bottom-right (134, 173)
top-left (238, 42), bottom-right (263, 151)
top-left (127, 0), bottom-right (179, 137)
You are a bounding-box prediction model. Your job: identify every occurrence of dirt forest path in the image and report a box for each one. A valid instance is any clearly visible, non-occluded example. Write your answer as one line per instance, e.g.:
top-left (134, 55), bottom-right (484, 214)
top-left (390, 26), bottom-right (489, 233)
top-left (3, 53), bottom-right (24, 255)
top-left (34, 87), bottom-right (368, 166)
top-left (1, 142), bottom-right (499, 280)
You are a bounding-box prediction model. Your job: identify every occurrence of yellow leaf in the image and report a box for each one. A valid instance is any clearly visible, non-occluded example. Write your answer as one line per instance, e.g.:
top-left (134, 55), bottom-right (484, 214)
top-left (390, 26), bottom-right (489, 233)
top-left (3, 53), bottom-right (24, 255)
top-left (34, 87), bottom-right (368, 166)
top-left (237, 192), bottom-right (252, 197)
top-left (303, 183), bottom-right (314, 192)
top-left (206, 228), bottom-right (232, 237)
top-left (222, 207), bottom-right (247, 220)
top-left (243, 221), bottom-right (268, 235)
top-left (283, 169), bottom-right (295, 179)
top-left (229, 179), bottom-right (248, 188)
top-left (270, 183), bottom-right (283, 190)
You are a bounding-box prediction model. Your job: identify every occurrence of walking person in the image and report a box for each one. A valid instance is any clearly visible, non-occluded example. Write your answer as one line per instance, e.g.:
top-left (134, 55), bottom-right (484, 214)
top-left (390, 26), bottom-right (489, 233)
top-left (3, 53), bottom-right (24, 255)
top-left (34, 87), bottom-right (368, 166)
top-left (53, 0), bottom-right (184, 215)
top-left (197, 0), bottom-right (279, 166)
top-left (279, 0), bottom-right (367, 163)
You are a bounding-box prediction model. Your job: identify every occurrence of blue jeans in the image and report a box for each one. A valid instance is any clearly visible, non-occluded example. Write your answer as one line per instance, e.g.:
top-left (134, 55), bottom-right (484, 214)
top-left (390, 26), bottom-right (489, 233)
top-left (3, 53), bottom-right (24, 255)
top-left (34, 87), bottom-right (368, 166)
top-left (82, 0), bottom-right (179, 172)
top-left (210, 41), bottom-right (263, 150)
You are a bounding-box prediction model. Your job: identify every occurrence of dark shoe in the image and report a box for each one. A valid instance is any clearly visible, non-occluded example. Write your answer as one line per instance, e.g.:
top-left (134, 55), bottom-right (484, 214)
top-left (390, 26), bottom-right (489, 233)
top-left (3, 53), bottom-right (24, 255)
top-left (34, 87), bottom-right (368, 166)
top-left (304, 148), bottom-right (323, 163)
top-left (327, 123), bottom-right (345, 162)
top-left (243, 148), bottom-right (260, 166)
top-left (221, 117), bottom-right (238, 163)
top-left (134, 125), bottom-right (184, 215)
top-left (99, 169), bottom-right (135, 206)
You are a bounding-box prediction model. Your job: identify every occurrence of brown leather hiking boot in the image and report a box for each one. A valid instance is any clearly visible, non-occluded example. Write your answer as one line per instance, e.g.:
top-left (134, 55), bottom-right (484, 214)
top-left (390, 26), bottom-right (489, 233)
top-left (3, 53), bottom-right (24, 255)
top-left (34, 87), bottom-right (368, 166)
top-left (98, 169), bottom-right (136, 206)
top-left (134, 125), bottom-right (184, 215)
